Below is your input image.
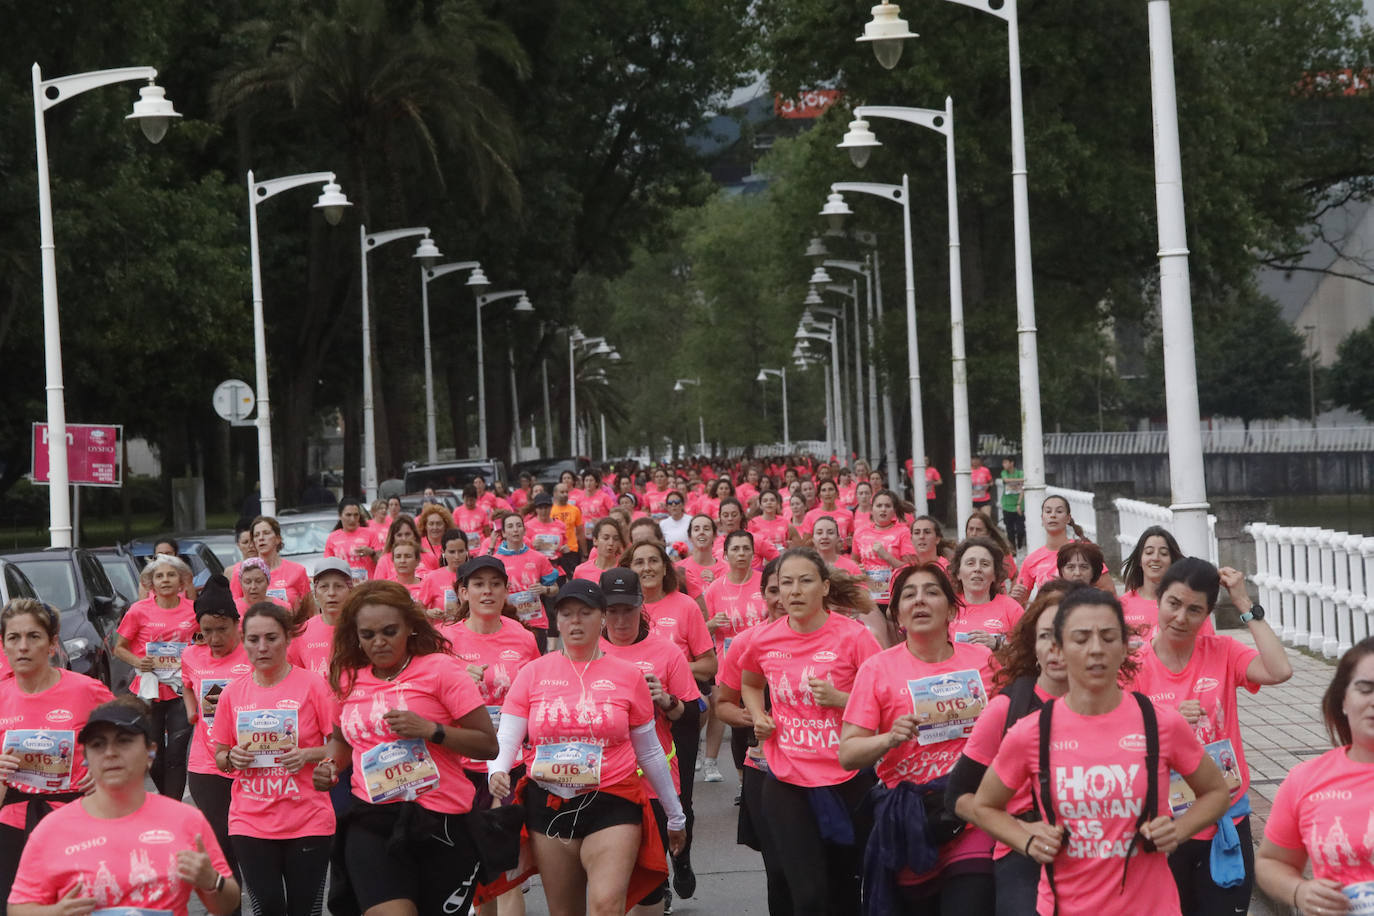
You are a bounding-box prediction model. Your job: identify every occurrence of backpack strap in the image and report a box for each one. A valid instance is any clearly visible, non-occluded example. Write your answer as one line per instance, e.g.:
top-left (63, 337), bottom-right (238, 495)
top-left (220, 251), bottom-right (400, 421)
top-left (1035, 699), bottom-right (1060, 916)
top-left (1003, 675), bottom-right (1044, 738)
top-left (1120, 692), bottom-right (1161, 891)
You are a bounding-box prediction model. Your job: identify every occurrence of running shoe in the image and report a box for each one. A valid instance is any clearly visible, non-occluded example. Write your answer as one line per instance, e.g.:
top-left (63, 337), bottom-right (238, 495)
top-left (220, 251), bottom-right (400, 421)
top-left (672, 854), bottom-right (696, 899)
top-left (734, 788), bottom-right (742, 806)
top-left (663, 888), bottom-right (674, 914)
top-left (702, 759), bottom-right (723, 783)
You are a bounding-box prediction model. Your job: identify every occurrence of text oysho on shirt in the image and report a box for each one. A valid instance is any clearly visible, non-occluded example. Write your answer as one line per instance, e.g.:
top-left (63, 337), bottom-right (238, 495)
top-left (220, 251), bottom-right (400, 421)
top-left (1265, 745), bottom-right (1374, 897)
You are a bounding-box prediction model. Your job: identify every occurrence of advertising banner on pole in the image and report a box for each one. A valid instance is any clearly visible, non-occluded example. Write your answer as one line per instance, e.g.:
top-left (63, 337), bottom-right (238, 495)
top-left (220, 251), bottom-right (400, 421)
top-left (31, 423), bottom-right (123, 487)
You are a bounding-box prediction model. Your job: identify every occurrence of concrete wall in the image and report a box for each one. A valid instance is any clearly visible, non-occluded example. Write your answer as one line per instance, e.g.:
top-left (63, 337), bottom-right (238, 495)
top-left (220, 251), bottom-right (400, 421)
top-left (1047, 451), bottom-right (1374, 497)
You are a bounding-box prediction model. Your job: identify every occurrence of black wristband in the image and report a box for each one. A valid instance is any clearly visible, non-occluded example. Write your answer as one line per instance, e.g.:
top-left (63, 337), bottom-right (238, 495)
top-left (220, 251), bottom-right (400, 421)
top-left (1024, 835), bottom-right (1035, 857)
top-left (430, 723), bottom-right (446, 745)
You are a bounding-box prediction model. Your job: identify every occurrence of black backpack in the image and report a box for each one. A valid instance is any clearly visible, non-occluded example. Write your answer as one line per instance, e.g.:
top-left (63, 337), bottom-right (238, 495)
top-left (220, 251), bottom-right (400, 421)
top-left (1032, 692), bottom-right (1160, 916)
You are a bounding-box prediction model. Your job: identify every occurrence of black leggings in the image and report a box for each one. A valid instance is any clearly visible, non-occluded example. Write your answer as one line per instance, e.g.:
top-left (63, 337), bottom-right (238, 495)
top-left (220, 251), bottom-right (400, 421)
top-left (741, 766), bottom-right (793, 915)
top-left (761, 770), bottom-right (873, 916)
top-left (187, 773), bottom-right (240, 892)
top-left (232, 834), bottom-right (331, 916)
top-left (993, 851), bottom-right (1039, 916)
top-left (670, 698), bottom-right (701, 862)
top-left (1002, 511), bottom-right (1026, 550)
top-left (1168, 815), bottom-right (1254, 916)
top-left (898, 871), bottom-right (997, 914)
top-left (730, 722), bottom-right (751, 772)
top-left (0, 823), bottom-right (22, 916)
top-left (148, 696), bottom-right (192, 801)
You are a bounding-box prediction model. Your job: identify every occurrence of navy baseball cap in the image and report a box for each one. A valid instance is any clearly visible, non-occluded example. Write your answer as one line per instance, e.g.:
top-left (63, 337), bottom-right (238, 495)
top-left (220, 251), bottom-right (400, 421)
top-left (599, 568), bottom-right (643, 607)
top-left (78, 701), bottom-right (155, 744)
top-left (458, 555), bottom-right (508, 584)
top-left (554, 579), bottom-right (606, 612)
top-left (532, 492), bottom-right (554, 507)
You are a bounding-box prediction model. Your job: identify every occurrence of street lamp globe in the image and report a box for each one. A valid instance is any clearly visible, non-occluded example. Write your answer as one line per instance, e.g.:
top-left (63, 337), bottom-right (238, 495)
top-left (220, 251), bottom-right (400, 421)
top-left (608, 350), bottom-right (621, 362)
top-left (804, 236), bottom-right (830, 265)
top-left (807, 266), bottom-right (833, 286)
top-left (838, 117), bottom-right (881, 169)
top-left (856, 1), bottom-right (917, 70)
top-left (514, 294), bottom-right (535, 313)
top-left (672, 381), bottom-right (684, 392)
top-left (804, 288), bottom-right (823, 306)
top-left (313, 181), bottom-right (351, 226)
top-left (466, 267), bottom-right (491, 288)
top-left (125, 80), bottom-right (181, 144)
top-left (592, 340), bottom-right (612, 355)
top-left (412, 236), bottom-right (442, 264)
top-left (819, 192), bottom-right (852, 232)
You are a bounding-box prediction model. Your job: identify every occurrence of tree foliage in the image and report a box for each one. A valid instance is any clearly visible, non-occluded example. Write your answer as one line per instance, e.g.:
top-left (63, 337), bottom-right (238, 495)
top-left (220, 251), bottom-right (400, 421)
top-left (1329, 317), bottom-right (1374, 421)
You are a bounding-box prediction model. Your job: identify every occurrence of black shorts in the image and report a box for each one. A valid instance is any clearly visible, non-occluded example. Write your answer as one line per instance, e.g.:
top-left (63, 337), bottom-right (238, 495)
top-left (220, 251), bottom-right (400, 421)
top-left (525, 782), bottom-right (642, 840)
top-left (343, 807), bottom-right (481, 914)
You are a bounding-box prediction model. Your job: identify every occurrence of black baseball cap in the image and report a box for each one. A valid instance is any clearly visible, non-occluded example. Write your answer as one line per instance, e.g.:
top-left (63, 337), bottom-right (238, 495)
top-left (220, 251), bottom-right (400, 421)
top-left (532, 492), bottom-right (554, 508)
top-left (599, 568), bottom-right (643, 607)
top-left (554, 579), bottom-right (606, 612)
top-left (458, 555), bottom-right (509, 585)
top-left (78, 701), bottom-right (155, 744)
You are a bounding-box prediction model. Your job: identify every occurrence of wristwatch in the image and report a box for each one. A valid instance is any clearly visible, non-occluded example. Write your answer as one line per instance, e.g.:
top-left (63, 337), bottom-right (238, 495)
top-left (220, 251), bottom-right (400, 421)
top-left (430, 723), bottom-right (447, 745)
top-left (1239, 604), bottom-right (1265, 623)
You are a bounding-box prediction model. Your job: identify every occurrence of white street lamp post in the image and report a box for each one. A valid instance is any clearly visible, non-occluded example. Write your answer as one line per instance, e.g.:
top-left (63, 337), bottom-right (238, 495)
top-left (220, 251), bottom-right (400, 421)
top-left (1149, 0), bottom-right (1210, 555)
top-left (421, 262), bottom-right (489, 464)
top-left (796, 321), bottom-right (846, 466)
top-left (473, 290), bottom-right (533, 459)
top-left (860, 0), bottom-right (1047, 549)
top-left (841, 97), bottom-right (972, 531)
top-left (822, 180), bottom-right (928, 513)
top-left (757, 368), bottom-right (790, 452)
top-left (33, 63), bottom-right (180, 547)
top-left (822, 271), bottom-right (868, 463)
top-left (673, 378), bottom-right (707, 456)
top-left (247, 171), bottom-right (350, 515)
top-left (359, 226), bottom-right (441, 501)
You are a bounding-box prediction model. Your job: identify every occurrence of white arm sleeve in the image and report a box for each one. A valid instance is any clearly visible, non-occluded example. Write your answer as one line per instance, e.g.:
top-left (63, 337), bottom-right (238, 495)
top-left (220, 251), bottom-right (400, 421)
top-left (630, 722), bottom-right (686, 831)
top-left (489, 713), bottom-right (528, 776)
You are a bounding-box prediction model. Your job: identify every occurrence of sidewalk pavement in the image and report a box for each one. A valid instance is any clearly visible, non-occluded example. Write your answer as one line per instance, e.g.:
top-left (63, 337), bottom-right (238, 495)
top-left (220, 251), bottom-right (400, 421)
top-left (1231, 627), bottom-right (1338, 916)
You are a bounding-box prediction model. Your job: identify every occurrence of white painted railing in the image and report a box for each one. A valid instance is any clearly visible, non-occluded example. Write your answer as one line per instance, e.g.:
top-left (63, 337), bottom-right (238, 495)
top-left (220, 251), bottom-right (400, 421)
top-left (1045, 486), bottom-right (1098, 545)
top-left (1246, 523), bottom-right (1374, 658)
top-left (1115, 496), bottom-right (1219, 566)
top-left (977, 425), bottom-right (1374, 455)
top-left (726, 440), bottom-right (829, 460)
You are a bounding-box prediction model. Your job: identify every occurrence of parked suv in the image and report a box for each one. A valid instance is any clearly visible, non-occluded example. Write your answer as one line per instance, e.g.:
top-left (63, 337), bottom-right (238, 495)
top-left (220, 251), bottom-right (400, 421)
top-left (403, 459), bottom-right (507, 494)
top-left (1, 548), bottom-right (135, 693)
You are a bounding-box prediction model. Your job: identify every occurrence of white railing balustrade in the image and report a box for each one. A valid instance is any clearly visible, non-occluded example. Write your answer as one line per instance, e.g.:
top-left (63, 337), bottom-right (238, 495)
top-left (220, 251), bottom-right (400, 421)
top-left (1246, 523), bottom-right (1374, 658)
top-left (977, 426), bottom-right (1374, 455)
top-left (1114, 496), bottom-right (1219, 567)
top-left (1045, 486), bottom-right (1098, 545)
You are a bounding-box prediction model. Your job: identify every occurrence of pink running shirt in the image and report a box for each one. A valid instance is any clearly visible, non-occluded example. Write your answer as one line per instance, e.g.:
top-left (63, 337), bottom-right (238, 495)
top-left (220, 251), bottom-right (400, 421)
top-left (703, 572), bottom-right (768, 654)
top-left (116, 596), bottom-right (198, 701)
top-left (851, 525), bottom-right (915, 603)
top-left (324, 527), bottom-right (379, 581)
top-left (643, 592), bottom-right (714, 662)
top-left (600, 634), bottom-right (701, 795)
top-left (952, 594), bottom-right (1024, 643)
top-left (1264, 746), bottom-right (1374, 890)
top-left (495, 546), bottom-right (557, 629)
top-left (286, 614), bottom-right (335, 680)
top-left (440, 616), bottom-right (541, 773)
top-left (735, 613), bottom-right (881, 787)
top-left (960, 684), bottom-right (1054, 859)
top-left (180, 642), bottom-right (252, 776)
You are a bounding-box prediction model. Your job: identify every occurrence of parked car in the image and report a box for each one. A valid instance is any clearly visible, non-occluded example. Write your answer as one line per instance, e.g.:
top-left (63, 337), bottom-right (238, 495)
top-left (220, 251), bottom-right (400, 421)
top-left (172, 529), bottom-right (238, 569)
top-left (403, 459), bottom-right (507, 494)
top-left (0, 558), bottom-right (71, 670)
top-left (1, 548), bottom-right (134, 694)
top-left (275, 508), bottom-right (344, 578)
top-left (89, 546), bottom-right (142, 604)
top-left (397, 490), bottom-right (460, 516)
top-left (512, 456), bottom-right (592, 489)
top-left (126, 537), bottom-right (226, 589)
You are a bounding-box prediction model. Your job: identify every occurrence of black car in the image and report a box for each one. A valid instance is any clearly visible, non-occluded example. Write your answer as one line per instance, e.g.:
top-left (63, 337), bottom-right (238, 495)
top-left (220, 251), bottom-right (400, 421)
top-left (90, 545), bottom-right (143, 605)
top-left (512, 456), bottom-right (593, 489)
top-left (126, 537), bottom-right (226, 590)
top-left (2, 548), bottom-right (135, 694)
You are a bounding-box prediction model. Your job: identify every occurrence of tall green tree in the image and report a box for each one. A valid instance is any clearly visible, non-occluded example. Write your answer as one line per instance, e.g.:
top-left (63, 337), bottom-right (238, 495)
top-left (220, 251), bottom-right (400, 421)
top-left (1329, 317), bottom-right (1374, 421)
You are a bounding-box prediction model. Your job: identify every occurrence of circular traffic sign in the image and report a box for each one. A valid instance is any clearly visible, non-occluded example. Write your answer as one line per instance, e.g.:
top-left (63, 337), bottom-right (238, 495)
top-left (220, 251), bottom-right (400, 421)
top-left (212, 379), bottom-right (255, 422)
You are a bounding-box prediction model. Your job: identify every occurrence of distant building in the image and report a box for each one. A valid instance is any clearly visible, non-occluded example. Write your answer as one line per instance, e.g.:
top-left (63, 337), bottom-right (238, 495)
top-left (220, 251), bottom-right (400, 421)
top-left (692, 85), bottom-right (842, 193)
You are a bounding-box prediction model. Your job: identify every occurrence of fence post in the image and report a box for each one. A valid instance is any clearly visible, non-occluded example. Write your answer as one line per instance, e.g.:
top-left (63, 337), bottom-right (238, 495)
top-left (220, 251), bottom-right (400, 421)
top-left (1361, 538), bottom-right (1374, 647)
top-left (1306, 529), bottom-right (1325, 653)
top-left (1278, 527), bottom-right (1300, 646)
top-left (1332, 532), bottom-right (1353, 657)
top-left (1318, 530), bottom-right (1339, 658)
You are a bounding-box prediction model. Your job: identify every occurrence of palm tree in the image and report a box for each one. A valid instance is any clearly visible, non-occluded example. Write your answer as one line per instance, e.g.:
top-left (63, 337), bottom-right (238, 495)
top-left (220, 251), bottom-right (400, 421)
top-left (214, 0), bottom-right (529, 488)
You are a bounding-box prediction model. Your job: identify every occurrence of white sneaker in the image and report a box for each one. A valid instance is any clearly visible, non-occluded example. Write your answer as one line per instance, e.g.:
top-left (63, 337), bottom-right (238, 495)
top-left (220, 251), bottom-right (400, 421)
top-left (702, 759), bottom-right (723, 783)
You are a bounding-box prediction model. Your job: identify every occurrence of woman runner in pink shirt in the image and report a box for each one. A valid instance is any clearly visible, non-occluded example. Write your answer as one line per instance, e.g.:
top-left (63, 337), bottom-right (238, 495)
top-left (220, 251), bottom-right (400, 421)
top-left (679, 515), bottom-right (726, 599)
top-left (417, 529), bottom-right (470, 619)
top-left (314, 581), bottom-right (498, 915)
top-left (8, 697), bottom-right (240, 916)
top-left (1011, 496), bottom-right (1082, 605)
top-left (951, 537), bottom-right (1024, 650)
top-left (372, 514), bottom-right (424, 582)
top-left (211, 602), bottom-right (335, 915)
top-left (0, 599), bottom-right (114, 907)
top-left (1119, 527), bottom-right (1184, 635)
top-left (840, 562), bottom-right (997, 912)
top-left (417, 504), bottom-right (455, 573)
top-left (969, 587), bottom-right (1230, 916)
top-left (747, 490), bottom-right (797, 557)
top-left (1256, 637), bottom-right (1374, 915)
top-left (1130, 559), bottom-right (1291, 913)
top-left (701, 531), bottom-right (767, 786)
top-left (574, 518), bottom-right (629, 583)
top-left (229, 517), bottom-right (311, 612)
top-left (738, 547), bottom-right (882, 914)
top-left (180, 577), bottom-right (251, 901)
top-left (389, 540), bottom-right (426, 601)
top-left (324, 498), bottom-right (380, 582)
top-left (851, 490), bottom-right (918, 607)
top-left (965, 510), bottom-right (1018, 590)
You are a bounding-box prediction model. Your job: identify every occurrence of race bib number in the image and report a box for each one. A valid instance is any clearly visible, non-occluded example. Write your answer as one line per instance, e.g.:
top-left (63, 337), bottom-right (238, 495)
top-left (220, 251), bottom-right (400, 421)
top-left (1, 729), bottom-right (75, 791)
top-left (235, 709), bottom-right (298, 767)
top-left (1169, 739), bottom-right (1244, 814)
top-left (865, 566), bottom-right (892, 600)
top-left (146, 642), bottom-right (186, 684)
top-left (1344, 881), bottom-right (1374, 915)
top-left (533, 534), bottom-right (561, 557)
top-left (530, 742), bottom-right (602, 789)
top-left (511, 590), bottom-right (542, 623)
top-left (198, 679), bottom-right (229, 726)
top-left (464, 531), bottom-right (482, 550)
top-left (349, 566), bottom-right (369, 583)
top-left (721, 636), bottom-right (733, 657)
top-left (444, 588), bottom-right (458, 609)
top-left (906, 670), bottom-right (987, 745)
top-left (361, 738), bottom-right (440, 803)
top-left (486, 705), bottom-right (503, 730)
top-left (266, 586), bottom-right (288, 603)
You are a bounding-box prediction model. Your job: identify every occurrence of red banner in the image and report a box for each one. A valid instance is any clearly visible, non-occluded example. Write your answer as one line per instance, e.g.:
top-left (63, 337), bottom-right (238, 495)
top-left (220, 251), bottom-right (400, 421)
top-left (32, 423), bottom-right (122, 487)
top-left (774, 89), bottom-right (844, 119)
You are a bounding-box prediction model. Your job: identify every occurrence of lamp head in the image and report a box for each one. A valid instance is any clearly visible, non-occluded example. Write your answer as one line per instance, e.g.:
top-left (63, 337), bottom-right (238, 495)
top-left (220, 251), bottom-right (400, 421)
top-left (608, 351), bottom-right (621, 362)
top-left (856, 1), bottom-right (916, 70)
top-left (819, 192), bottom-right (852, 232)
top-left (673, 381), bottom-right (684, 392)
top-left (313, 181), bottom-right (351, 226)
top-left (756, 370), bottom-right (769, 383)
top-left (513, 294), bottom-right (535, 312)
top-left (125, 80), bottom-right (182, 144)
top-left (838, 117), bottom-right (881, 169)
top-left (592, 341), bottom-right (611, 355)
top-left (803, 288), bottom-right (823, 306)
top-left (413, 236), bottom-right (442, 264)
top-left (466, 267), bottom-right (491, 288)
top-left (804, 236), bottom-right (830, 265)
top-left (807, 266), bottom-right (833, 286)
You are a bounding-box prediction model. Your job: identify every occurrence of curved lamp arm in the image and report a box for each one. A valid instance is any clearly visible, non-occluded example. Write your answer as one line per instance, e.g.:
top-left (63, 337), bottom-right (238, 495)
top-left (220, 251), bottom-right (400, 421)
top-left (36, 65), bottom-right (157, 110)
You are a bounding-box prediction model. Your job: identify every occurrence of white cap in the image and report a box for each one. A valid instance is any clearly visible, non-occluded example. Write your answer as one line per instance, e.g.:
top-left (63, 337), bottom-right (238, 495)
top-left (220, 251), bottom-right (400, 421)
top-left (313, 557), bottom-right (353, 581)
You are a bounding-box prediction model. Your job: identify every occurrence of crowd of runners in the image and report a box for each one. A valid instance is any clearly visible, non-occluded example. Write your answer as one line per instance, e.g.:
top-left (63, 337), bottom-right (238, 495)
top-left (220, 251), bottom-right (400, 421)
top-left (0, 454), bottom-right (1370, 916)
